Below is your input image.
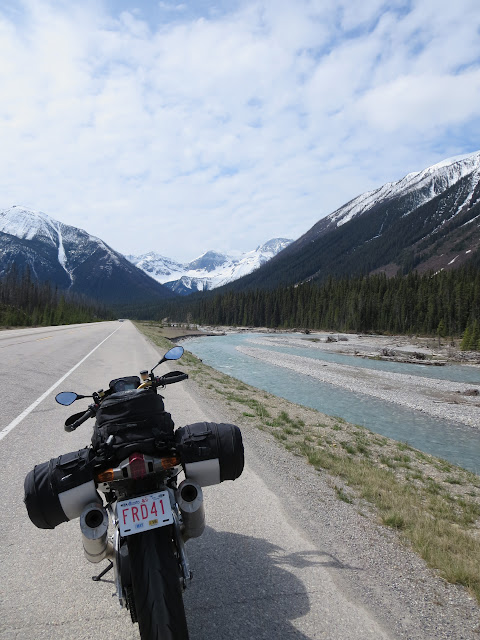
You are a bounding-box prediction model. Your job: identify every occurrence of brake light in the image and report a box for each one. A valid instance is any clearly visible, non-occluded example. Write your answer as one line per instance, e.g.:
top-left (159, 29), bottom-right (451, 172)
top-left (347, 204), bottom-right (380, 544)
top-left (130, 453), bottom-right (146, 479)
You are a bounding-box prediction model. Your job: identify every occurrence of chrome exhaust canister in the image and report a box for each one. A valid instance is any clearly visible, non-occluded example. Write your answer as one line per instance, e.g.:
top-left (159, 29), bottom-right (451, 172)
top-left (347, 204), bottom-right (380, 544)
top-left (176, 479), bottom-right (205, 541)
top-left (80, 503), bottom-right (113, 563)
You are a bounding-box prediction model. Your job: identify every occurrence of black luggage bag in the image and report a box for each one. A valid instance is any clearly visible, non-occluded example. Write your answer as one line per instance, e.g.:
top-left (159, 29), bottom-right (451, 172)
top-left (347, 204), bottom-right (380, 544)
top-left (24, 448), bottom-right (98, 530)
top-left (175, 422), bottom-right (244, 487)
top-left (91, 388), bottom-right (175, 461)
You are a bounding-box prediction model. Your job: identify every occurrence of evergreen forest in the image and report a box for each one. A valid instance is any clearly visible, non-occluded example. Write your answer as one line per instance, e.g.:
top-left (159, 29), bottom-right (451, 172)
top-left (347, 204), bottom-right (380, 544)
top-left (155, 265), bottom-right (480, 348)
top-left (0, 265), bottom-right (112, 327)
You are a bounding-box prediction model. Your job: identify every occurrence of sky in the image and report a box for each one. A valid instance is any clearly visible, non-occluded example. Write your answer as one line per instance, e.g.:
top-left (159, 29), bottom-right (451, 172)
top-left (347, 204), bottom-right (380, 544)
top-left (1, 0), bottom-right (480, 262)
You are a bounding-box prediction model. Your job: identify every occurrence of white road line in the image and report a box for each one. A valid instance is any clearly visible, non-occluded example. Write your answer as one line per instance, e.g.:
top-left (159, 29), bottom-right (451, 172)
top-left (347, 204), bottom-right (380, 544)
top-left (0, 326), bottom-right (121, 443)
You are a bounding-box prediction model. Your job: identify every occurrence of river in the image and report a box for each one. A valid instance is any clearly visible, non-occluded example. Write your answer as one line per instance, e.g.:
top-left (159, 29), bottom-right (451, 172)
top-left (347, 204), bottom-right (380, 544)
top-left (179, 332), bottom-right (480, 474)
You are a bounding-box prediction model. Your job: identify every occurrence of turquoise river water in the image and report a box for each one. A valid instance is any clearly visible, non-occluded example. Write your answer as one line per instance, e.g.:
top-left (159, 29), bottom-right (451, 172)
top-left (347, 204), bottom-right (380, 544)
top-left (179, 333), bottom-right (480, 474)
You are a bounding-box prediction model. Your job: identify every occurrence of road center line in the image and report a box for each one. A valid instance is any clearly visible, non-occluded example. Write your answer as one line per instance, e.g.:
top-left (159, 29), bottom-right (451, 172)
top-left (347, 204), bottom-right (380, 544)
top-left (0, 336), bottom-right (53, 349)
top-left (0, 326), bottom-right (121, 443)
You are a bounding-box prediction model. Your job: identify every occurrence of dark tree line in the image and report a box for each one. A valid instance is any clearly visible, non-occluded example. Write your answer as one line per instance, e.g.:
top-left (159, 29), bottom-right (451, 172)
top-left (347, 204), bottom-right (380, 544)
top-left (0, 265), bottom-right (112, 327)
top-left (154, 266), bottom-right (480, 343)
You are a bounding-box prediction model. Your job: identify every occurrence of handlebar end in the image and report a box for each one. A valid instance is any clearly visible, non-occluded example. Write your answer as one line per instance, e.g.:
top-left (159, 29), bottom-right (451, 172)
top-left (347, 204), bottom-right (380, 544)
top-left (64, 406), bottom-right (96, 432)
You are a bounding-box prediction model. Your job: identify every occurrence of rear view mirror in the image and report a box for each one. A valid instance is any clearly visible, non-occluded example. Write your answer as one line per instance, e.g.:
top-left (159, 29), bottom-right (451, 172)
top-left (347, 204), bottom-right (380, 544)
top-left (164, 346), bottom-right (184, 361)
top-left (55, 392), bottom-right (79, 406)
top-left (151, 346), bottom-right (185, 373)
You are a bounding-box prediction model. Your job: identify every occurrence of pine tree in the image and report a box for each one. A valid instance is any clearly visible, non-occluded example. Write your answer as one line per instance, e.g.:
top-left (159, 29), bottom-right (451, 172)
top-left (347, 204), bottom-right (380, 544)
top-left (471, 321), bottom-right (480, 351)
top-left (461, 325), bottom-right (473, 350)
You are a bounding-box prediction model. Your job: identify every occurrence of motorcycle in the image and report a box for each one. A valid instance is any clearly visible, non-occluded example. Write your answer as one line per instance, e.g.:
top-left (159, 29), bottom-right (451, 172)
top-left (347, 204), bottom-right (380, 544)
top-left (24, 345), bottom-right (244, 640)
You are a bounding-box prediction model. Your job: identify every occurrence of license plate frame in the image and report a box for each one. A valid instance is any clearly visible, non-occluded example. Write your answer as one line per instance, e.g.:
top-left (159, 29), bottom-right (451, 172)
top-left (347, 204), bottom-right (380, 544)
top-left (118, 490), bottom-right (173, 537)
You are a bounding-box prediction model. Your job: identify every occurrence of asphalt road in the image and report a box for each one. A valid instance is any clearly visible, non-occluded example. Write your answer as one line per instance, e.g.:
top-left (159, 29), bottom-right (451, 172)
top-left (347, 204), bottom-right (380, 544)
top-left (0, 321), bottom-right (476, 639)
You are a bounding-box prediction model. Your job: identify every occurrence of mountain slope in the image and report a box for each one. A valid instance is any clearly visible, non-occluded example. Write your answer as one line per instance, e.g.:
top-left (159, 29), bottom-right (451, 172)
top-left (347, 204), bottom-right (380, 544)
top-left (0, 207), bottom-right (175, 304)
top-left (128, 238), bottom-right (293, 294)
top-left (222, 152), bottom-right (480, 291)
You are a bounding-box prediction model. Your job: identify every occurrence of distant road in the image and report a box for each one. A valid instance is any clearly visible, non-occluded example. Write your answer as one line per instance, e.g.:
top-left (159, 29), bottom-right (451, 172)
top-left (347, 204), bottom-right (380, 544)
top-left (0, 321), bottom-right (475, 639)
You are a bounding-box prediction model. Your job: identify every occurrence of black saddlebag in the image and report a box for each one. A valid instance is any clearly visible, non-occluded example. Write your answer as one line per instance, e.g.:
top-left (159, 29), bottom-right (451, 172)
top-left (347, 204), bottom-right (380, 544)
top-left (175, 422), bottom-right (244, 487)
top-left (91, 388), bottom-right (175, 462)
top-left (24, 448), bottom-right (98, 530)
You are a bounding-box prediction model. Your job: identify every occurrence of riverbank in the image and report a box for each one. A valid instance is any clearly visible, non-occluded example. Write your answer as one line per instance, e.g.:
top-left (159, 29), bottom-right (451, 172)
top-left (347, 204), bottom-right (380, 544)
top-left (199, 325), bottom-right (480, 364)
top-left (140, 323), bottom-right (225, 342)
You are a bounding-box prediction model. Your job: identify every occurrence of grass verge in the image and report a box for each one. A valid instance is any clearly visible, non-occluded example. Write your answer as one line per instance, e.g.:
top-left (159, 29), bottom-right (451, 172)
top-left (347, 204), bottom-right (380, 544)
top-left (135, 321), bottom-right (480, 603)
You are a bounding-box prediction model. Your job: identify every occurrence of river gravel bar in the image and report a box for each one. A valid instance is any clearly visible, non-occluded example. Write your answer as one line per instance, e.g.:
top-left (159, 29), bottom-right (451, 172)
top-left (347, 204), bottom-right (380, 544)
top-left (236, 338), bottom-right (480, 429)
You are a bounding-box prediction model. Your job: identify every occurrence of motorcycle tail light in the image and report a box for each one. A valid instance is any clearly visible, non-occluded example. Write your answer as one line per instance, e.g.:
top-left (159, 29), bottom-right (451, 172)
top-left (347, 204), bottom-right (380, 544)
top-left (96, 469), bottom-right (115, 482)
top-left (129, 453), bottom-right (146, 479)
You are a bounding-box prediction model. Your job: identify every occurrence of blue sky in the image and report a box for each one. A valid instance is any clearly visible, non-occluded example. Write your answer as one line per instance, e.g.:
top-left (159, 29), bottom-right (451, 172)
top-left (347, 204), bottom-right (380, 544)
top-left (1, 0), bottom-right (479, 261)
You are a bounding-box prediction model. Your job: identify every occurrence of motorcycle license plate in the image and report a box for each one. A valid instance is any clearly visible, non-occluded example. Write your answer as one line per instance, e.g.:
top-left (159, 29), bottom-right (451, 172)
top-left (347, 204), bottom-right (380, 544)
top-left (118, 491), bottom-right (173, 536)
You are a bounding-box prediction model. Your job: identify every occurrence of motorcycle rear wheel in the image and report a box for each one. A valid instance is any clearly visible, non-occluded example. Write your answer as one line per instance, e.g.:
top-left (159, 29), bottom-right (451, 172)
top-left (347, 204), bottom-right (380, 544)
top-left (127, 527), bottom-right (189, 640)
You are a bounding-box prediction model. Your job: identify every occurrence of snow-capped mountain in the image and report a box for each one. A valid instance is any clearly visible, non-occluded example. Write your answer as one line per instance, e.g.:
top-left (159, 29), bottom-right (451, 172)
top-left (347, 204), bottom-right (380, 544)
top-left (127, 238), bottom-right (293, 295)
top-left (302, 151), bottom-right (480, 242)
top-left (226, 151), bottom-right (480, 291)
top-left (0, 207), bottom-right (175, 304)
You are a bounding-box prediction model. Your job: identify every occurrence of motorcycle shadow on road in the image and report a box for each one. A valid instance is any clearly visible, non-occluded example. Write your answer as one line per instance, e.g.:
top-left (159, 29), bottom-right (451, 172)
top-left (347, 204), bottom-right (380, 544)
top-left (183, 526), bottom-right (345, 640)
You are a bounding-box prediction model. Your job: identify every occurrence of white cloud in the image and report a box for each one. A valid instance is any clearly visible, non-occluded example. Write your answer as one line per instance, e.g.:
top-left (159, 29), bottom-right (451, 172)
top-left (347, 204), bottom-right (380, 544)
top-left (0, 0), bottom-right (479, 261)
top-left (158, 2), bottom-right (187, 11)
top-left (355, 70), bottom-right (480, 133)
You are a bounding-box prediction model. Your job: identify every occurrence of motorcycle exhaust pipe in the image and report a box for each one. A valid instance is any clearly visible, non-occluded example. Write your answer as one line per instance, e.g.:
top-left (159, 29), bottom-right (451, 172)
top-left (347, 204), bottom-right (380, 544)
top-left (80, 503), bottom-right (113, 564)
top-left (176, 479), bottom-right (205, 541)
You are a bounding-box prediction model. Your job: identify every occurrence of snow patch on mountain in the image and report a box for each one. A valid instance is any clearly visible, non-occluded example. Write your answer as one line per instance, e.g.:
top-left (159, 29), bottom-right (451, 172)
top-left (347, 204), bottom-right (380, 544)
top-left (54, 222), bottom-right (73, 286)
top-left (0, 206), bottom-right (56, 242)
top-left (125, 252), bottom-right (185, 281)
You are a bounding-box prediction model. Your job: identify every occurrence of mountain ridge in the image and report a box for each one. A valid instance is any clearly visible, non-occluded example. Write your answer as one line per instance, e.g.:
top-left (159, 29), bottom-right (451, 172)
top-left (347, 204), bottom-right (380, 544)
top-left (219, 151), bottom-right (480, 292)
top-left (0, 206), bottom-right (175, 305)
